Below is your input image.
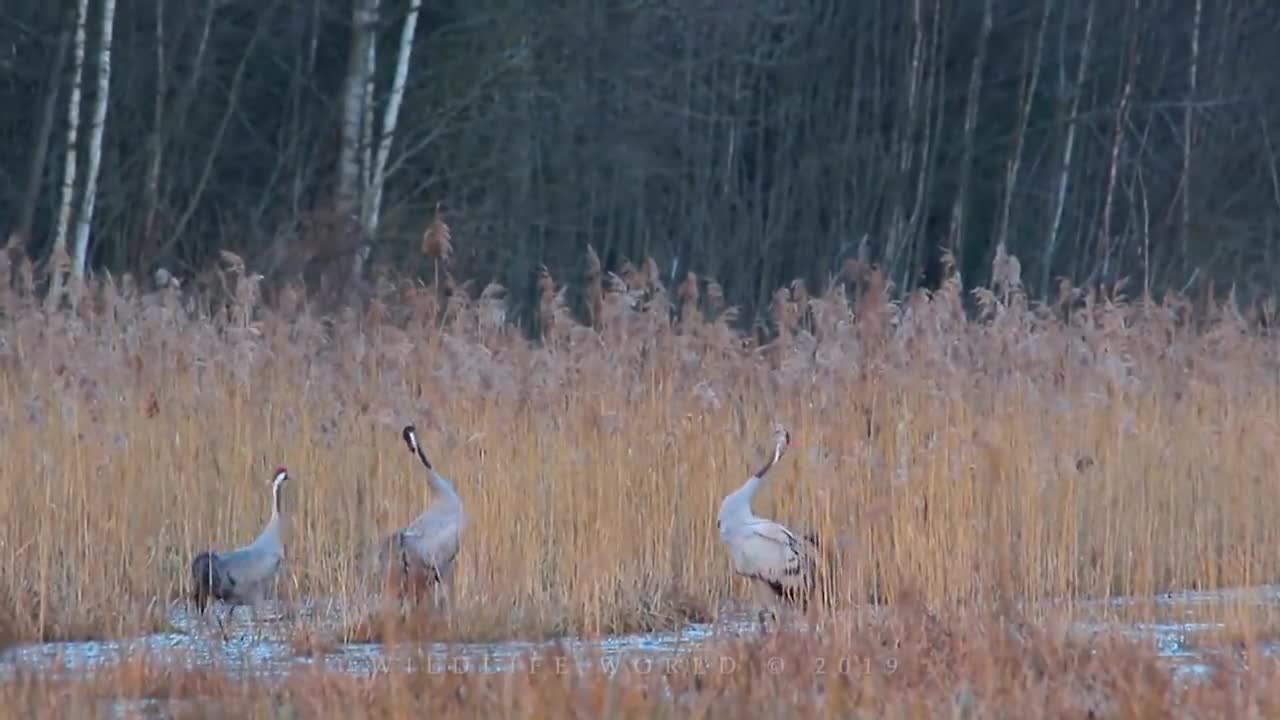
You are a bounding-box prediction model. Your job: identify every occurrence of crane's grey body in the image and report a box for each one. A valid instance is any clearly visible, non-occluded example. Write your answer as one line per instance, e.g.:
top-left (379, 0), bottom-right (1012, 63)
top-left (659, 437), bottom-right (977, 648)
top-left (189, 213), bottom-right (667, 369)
top-left (191, 468), bottom-right (289, 632)
top-left (717, 427), bottom-right (819, 626)
top-left (395, 501), bottom-right (463, 582)
top-left (377, 425), bottom-right (466, 611)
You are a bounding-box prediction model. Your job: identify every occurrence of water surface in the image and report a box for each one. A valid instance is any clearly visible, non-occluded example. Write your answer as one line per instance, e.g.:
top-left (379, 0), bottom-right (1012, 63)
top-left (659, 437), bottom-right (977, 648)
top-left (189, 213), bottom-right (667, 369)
top-left (5, 585), bottom-right (1280, 685)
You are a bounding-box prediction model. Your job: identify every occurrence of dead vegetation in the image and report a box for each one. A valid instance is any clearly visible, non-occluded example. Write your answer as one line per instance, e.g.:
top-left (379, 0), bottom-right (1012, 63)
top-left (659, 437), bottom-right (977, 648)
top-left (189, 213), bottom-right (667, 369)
top-left (0, 237), bottom-right (1276, 649)
top-left (3, 605), bottom-right (1280, 718)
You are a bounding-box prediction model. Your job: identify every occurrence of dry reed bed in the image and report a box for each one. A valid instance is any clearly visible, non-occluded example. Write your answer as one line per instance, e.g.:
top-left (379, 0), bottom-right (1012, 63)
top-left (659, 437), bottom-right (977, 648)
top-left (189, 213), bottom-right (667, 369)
top-left (0, 246), bottom-right (1279, 645)
top-left (2, 607), bottom-right (1279, 719)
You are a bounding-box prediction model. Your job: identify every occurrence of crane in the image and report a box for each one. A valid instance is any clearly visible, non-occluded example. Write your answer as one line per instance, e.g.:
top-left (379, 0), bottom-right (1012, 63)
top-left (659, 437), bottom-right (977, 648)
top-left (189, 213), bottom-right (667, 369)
top-left (716, 425), bottom-right (820, 629)
top-left (375, 424), bottom-right (466, 614)
top-left (190, 466), bottom-right (290, 639)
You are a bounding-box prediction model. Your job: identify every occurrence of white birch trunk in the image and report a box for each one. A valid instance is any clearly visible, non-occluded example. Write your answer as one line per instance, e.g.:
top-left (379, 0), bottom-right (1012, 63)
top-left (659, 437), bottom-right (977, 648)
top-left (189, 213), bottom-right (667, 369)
top-left (337, 0), bottom-right (380, 290)
top-left (337, 0), bottom-right (378, 218)
top-left (1043, 0), bottom-right (1096, 294)
top-left (945, 0), bottom-right (991, 264)
top-left (360, 29), bottom-right (378, 208)
top-left (143, 0), bottom-right (165, 246)
top-left (994, 0), bottom-right (1052, 253)
top-left (72, 0), bottom-right (118, 280)
top-left (363, 0), bottom-right (422, 238)
top-left (52, 0), bottom-right (90, 258)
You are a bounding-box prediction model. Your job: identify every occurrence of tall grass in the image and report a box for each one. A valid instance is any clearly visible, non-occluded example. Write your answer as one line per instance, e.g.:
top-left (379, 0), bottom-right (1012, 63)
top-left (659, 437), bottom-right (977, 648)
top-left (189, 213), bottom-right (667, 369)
top-left (1, 240), bottom-right (1278, 644)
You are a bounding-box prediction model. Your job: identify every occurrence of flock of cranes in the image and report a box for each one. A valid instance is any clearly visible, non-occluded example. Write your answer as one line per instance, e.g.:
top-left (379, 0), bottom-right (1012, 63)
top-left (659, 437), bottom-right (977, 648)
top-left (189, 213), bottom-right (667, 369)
top-left (190, 422), bottom-right (824, 637)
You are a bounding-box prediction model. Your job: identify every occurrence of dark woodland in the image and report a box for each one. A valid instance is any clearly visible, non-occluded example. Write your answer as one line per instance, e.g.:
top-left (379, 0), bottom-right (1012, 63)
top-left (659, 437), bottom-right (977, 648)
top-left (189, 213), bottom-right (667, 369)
top-left (1, 0), bottom-right (1276, 328)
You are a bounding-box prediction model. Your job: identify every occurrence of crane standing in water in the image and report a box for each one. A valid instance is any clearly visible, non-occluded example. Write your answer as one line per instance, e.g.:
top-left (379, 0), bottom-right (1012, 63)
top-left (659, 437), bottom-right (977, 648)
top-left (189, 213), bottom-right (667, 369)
top-left (190, 466), bottom-right (291, 639)
top-left (716, 426), bottom-right (821, 629)
top-left (375, 425), bottom-right (466, 614)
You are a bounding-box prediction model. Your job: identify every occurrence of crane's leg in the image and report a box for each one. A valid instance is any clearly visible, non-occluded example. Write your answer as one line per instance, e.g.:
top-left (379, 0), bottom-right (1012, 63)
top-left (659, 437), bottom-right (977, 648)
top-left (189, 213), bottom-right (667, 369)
top-left (434, 564), bottom-right (449, 614)
top-left (247, 595), bottom-right (265, 643)
top-left (439, 564), bottom-right (458, 627)
top-left (445, 567), bottom-right (457, 618)
top-left (428, 575), bottom-right (442, 617)
top-left (752, 583), bottom-right (779, 634)
top-left (397, 548), bottom-right (412, 616)
top-left (250, 604), bottom-right (261, 643)
top-left (216, 606), bottom-right (232, 643)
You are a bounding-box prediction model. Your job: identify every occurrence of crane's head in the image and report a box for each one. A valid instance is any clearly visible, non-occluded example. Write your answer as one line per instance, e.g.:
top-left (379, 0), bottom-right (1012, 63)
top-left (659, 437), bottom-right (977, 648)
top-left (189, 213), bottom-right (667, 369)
top-left (772, 425), bottom-right (792, 458)
top-left (272, 466), bottom-right (289, 488)
top-left (402, 424), bottom-right (434, 470)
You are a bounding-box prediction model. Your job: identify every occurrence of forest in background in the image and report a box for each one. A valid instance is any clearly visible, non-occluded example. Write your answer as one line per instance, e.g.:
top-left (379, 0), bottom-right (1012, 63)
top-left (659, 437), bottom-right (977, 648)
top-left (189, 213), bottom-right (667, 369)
top-left (1, 0), bottom-right (1276, 329)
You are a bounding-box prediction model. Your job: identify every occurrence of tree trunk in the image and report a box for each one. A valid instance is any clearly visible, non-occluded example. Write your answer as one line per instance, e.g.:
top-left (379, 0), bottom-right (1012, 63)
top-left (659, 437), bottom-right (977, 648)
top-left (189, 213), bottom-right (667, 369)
top-left (360, 29), bottom-right (378, 206)
top-left (946, 0), bottom-right (992, 269)
top-left (885, 0), bottom-right (927, 280)
top-left (337, 0), bottom-right (380, 291)
top-left (142, 0), bottom-right (166, 251)
top-left (1096, 0), bottom-right (1141, 284)
top-left (71, 0), bottom-right (118, 280)
top-left (994, 0), bottom-right (1052, 260)
top-left (363, 0), bottom-right (422, 240)
top-left (15, 19), bottom-right (72, 248)
top-left (1043, 0), bottom-right (1096, 295)
top-left (52, 0), bottom-right (90, 260)
top-left (1180, 0), bottom-right (1203, 262)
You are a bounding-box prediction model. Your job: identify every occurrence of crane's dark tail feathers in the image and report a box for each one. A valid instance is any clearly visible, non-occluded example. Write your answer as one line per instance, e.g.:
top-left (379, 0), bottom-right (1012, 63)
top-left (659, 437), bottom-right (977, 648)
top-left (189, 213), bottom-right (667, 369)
top-left (800, 528), bottom-right (843, 611)
top-left (190, 551), bottom-right (216, 615)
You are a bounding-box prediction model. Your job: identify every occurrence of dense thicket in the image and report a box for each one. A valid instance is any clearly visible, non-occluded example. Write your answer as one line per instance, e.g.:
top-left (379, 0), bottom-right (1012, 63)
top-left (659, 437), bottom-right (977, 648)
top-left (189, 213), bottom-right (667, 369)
top-left (2, 0), bottom-right (1277, 327)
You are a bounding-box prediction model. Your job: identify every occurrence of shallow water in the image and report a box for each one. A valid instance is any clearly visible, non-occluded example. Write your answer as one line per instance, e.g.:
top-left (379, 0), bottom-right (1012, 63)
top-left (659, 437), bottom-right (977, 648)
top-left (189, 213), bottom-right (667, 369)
top-left (0, 597), bottom-right (745, 681)
top-left (4, 586), bottom-right (1280, 686)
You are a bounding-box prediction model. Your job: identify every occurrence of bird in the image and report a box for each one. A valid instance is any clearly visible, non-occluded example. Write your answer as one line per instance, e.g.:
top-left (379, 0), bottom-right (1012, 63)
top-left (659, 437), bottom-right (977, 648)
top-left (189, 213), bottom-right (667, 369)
top-left (716, 425), bottom-right (820, 629)
top-left (374, 424), bottom-right (466, 614)
top-left (190, 466), bottom-right (290, 639)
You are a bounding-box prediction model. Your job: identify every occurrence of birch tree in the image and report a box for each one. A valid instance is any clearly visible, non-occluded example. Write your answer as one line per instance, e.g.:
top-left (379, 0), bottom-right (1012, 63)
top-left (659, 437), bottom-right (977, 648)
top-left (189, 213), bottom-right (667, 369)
top-left (1042, 0), bottom-right (1096, 294)
top-left (142, 0), bottom-right (166, 248)
top-left (336, 0), bottom-right (380, 290)
top-left (337, 0), bottom-right (378, 227)
top-left (72, 0), bottom-right (118, 279)
top-left (1180, 0), bottom-right (1203, 261)
top-left (51, 0), bottom-right (90, 259)
top-left (362, 0), bottom-right (422, 239)
top-left (994, 0), bottom-right (1052, 255)
top-left (946, 0), bottom-right (992, 266)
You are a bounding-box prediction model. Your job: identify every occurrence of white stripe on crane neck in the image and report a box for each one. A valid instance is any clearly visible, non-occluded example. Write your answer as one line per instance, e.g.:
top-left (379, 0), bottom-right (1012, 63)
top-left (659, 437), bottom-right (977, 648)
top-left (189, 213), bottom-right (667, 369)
top-left (718, 439), bottom-right (786, 528)
top-left (271, 472), bottom-right (287, 517)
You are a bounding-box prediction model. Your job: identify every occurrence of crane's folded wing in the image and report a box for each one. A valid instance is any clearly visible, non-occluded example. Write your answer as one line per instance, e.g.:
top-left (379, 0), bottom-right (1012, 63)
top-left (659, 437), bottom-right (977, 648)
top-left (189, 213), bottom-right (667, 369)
top-left (738, 522), bottom-right (816, 582)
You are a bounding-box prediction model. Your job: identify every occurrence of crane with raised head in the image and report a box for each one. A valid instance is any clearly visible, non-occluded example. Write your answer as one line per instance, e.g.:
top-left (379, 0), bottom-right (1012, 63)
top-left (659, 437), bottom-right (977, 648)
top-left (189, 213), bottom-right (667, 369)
top-left (716, 425), bottom-right (820, 629)
top-left (190, 466), bottom-right (290, 639)
top-left (375, 424), bottom-right (466, 614)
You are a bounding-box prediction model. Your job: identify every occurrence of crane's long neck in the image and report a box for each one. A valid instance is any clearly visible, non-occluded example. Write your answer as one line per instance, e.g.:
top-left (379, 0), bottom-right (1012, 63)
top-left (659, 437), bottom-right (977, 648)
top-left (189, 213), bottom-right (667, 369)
top-left (718, 449), bottom-right (780, 526)
top-left (719, 474), bottom-right (764, 525)
top-left (271, 481), bottom-right (283, 520)
top-left (428, 468), bottom-right (461, 507)
top-left (253, 481), bottom-right (286, 551)
top-left (418, 447), bottom-right (461, 507)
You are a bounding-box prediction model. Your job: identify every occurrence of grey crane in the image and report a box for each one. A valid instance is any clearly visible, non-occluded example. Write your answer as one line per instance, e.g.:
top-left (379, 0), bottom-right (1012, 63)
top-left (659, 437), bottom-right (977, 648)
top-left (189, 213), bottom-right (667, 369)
top-left (375, 425), bottom-right (466, 614)
top-left (190, 466), bottom-right (290, 638)
top-left (716, 426), bottom-right (820, 629)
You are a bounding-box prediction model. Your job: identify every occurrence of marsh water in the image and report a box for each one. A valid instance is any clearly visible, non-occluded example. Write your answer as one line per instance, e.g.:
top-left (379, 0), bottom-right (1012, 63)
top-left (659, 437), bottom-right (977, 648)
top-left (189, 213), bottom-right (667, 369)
top-left (6, 585), bottom-right (1280, 689)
